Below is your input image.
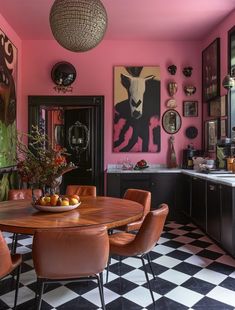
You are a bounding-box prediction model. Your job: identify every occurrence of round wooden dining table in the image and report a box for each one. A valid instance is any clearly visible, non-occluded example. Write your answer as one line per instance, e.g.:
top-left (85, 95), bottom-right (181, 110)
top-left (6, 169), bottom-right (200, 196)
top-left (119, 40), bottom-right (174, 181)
top-left (0, 196), bottom-right (143, 234)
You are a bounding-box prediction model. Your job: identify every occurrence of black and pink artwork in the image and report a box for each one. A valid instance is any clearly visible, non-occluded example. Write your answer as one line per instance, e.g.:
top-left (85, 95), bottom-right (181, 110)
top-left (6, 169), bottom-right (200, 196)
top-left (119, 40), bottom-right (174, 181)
top-left (0, 29), bottom-right (17, 168)
top-left (113, 66), bottom-right (161, 153)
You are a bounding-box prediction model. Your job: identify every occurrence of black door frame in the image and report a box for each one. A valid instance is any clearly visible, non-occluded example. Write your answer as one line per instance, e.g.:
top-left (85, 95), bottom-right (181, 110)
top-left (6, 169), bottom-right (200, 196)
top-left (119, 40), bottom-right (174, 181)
top-left (28, 96), bottom-right (104, 195)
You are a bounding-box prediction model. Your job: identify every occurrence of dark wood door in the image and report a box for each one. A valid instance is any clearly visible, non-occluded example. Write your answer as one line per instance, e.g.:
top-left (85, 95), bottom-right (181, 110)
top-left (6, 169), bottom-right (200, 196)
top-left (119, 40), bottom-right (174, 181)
top-left (63, 107), bottom-right (94, 187)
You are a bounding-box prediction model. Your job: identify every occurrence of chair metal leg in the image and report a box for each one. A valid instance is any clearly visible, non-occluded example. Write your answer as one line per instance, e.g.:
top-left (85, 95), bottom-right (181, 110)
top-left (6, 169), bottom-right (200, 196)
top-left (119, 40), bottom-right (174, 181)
top-left (100, 272), bottom-right (104, 295)
top-left (97, 274), bottom-right (106, 310)
top-left (106, 256), bottom-right (111, 283)
top-left (141, 256), bottom-right (155, 305)
top-left (146, 253), bottom-right (156, 280)
top-left (13, 264), bottom-right (21, 310)
top-left (35, 278), bottom-right (44, 310)
top-left (11, 233), bottom-right (18, 255)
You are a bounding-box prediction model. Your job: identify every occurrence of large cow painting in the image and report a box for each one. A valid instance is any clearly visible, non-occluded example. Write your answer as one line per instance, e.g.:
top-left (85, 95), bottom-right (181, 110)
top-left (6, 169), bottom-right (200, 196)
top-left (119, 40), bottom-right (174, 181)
top-left (0, 29), bottom-right (17, 168)
top-left (113, 66), bottom-right (161, 152)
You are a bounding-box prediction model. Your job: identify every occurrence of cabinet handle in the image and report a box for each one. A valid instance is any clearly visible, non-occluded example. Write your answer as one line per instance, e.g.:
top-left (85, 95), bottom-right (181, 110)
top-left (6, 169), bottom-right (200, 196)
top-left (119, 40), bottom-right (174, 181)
top-left (86, 168), bottom-right (92, 172)
top-left (193, 177), bottom-right (197, 180)
top-left (151, 182), bottom-right (155, 186)
top-left (209, 184), bottom-right (216, 191)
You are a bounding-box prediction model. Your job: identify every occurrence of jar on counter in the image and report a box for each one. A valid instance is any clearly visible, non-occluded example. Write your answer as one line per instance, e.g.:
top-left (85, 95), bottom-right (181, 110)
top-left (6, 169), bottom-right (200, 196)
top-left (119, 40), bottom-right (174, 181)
top-left (227, 157), bottom-right (234, 172)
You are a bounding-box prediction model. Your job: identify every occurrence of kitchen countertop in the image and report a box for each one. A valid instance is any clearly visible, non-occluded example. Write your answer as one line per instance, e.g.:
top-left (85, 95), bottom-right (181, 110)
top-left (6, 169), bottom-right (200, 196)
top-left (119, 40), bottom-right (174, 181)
top-left (106, 164), bottom-right (235, 186)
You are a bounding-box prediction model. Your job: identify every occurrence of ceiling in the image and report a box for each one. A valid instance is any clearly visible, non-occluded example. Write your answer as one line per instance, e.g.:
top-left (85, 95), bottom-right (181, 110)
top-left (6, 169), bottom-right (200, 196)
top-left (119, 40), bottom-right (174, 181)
top-left (0, 0), bottom-right (235, 41)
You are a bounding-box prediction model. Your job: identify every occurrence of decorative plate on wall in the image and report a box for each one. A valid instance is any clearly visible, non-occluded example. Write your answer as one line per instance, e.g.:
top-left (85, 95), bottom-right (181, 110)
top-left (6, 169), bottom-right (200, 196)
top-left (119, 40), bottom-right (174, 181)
top-left (185, 126), bottom-right (198, 139)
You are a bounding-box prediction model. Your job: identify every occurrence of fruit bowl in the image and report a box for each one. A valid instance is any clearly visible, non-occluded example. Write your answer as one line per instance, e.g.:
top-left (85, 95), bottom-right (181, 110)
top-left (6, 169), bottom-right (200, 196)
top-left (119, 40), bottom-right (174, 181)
top-left (33, 202), bottom-right (81, 212)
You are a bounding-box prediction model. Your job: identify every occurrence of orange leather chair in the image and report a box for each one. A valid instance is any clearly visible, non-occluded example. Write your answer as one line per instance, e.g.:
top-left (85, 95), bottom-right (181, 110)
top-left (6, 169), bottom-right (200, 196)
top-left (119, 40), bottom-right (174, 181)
top-left (117, 189), bottom-right (151, 232)
top-left (107, 204), bottom-right (169, 305)
top-left (66, 185), bottom-right (96, 197)
top-left (8, 188), bottom-right (42, 254)
top-left (0, 230), bottom-right (22, 310)
top-left (32, 225), bottom-right (109, 310)
top-left (8, 189), bottom-right (42, 201)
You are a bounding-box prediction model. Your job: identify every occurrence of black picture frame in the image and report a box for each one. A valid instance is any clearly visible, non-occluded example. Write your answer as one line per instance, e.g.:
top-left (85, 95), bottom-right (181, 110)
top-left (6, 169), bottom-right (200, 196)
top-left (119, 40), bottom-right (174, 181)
top-left (183, 101), bottom-right (198, 117)
top-left (202, 38), bottom-right (220, 102)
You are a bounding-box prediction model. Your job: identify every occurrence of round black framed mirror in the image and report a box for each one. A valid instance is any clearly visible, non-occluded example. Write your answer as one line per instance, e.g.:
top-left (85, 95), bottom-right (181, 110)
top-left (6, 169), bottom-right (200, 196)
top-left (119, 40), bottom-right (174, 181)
top-left (162, 109), bottom-right (182, 134)
top-left (51, 62), bottom-right (76, 86)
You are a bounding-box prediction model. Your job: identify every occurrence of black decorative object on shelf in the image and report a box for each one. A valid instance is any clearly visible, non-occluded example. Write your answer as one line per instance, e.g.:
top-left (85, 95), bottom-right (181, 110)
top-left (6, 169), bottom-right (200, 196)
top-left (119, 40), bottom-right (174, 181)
top-left (167, 64), bottom-right (177, 75)
top-left (185, 126), bottom-right (198, 139)
top-left (183, 66), bottom-right (193, 77)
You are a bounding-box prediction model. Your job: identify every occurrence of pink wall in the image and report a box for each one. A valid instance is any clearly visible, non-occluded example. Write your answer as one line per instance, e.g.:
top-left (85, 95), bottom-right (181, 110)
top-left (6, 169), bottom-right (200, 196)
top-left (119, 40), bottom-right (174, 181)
top-left (22, 39), bottom-right (202, 168)
top-left (0, 14), bottom-right (22, 129)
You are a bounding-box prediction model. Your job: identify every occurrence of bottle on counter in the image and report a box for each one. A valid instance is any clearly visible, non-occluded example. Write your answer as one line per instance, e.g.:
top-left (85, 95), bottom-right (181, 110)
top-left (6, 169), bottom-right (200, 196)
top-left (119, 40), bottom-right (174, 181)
top-left (186, 144), bottom-right (194, 169)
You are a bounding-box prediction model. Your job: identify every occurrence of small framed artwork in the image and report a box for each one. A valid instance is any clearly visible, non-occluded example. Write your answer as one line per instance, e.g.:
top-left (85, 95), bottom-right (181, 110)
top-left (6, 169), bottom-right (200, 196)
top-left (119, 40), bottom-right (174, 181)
top-left (202, 38), bottom-right (220, 102)
top-left (205, 119), bottom-right (218, 152)
top-left (208, 96), bottom-right (226, 117)
top-left (183, 101), bottom-right (198, 117)
top-left (218, 118), bottom-right (227, 139)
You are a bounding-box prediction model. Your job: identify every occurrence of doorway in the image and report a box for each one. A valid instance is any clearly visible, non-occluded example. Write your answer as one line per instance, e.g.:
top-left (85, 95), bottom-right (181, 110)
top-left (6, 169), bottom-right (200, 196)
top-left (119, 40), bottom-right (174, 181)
top-left (28, 96), bottom-right (104, 194)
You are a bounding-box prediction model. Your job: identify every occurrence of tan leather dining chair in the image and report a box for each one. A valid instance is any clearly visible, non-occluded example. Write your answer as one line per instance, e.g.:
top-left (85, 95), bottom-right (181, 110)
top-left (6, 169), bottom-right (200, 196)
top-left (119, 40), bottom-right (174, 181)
top-left (66, 185), bottom-right (97, 197)
top-left (8, 189), bottom-right (42, 201)
top-left (8, 188), bottom-right (43, 254)
top-left (117, 189), bottom-right (151, 232)
top-left (0, 230), bottom-right (22, 310)
top-left (32, 225), bottom-right (109, 310)
top-left (107, 204), bottom-right (169, 305)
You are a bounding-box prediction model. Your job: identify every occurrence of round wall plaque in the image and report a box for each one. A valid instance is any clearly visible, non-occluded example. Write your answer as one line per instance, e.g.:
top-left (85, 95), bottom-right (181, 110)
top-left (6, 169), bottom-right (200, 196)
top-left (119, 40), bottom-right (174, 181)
top-left (185, 126), bottom-right (198, 139)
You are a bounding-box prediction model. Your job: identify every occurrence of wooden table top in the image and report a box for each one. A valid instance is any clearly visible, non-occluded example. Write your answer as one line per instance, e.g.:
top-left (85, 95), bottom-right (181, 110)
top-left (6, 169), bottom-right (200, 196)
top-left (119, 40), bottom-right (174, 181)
top-left (0, 196), bottom-right (143, 234)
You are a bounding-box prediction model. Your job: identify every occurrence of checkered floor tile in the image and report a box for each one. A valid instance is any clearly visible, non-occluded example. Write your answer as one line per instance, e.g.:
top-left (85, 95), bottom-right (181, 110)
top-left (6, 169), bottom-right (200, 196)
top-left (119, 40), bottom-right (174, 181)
top-left (1, 221), bottom-right (235, 309)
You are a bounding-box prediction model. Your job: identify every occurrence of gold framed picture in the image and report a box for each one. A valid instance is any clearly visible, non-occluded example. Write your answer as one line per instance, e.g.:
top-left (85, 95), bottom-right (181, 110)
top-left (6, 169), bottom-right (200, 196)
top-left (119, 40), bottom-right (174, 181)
top-left (208, 96), bottom-right (226, 117)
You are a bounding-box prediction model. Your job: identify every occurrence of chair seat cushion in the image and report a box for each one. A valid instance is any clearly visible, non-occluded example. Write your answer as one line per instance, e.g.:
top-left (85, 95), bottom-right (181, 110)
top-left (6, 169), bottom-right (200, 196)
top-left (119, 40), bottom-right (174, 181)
top-left (109, 232), bottom-right (139, 256)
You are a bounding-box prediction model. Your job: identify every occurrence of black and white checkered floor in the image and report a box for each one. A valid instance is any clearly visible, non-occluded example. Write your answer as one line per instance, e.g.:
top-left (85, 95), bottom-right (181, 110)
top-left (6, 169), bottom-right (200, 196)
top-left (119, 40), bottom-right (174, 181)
top-left (1, 221), bottom-right (235, 309)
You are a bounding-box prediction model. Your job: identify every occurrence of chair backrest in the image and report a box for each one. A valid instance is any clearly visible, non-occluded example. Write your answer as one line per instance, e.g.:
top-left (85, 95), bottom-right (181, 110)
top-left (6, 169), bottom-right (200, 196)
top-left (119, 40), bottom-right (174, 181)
top-left (66, 185), bottom-right (96, 197)
top-left (0, 231), bottom-right (13, 278)
top-left (8, 189), bottom-right (42, 201)
top-left (123, 189), bottom-right (151, 217)
top-left (32, 225), bottom-right (109, 279)
top-left (131, 204), bottom-right (169, 255)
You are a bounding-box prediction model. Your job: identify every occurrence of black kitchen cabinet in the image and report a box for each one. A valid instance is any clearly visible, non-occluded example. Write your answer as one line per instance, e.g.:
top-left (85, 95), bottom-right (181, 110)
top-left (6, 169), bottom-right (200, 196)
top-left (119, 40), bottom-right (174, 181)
top-left (119, 173), bottom-right (152, 197)
top-left (106, 172), bottom-right (182, 220)
top-left (151, 173), bottom-right (181, 220)
top-left (106, 173), bottom-right (121, 198)
top-left (180, 174), bottom-right (191, 217)
top-left (191, 176), bottom-right (206, 229)
top-left (220, 184), bottom-right (235, 256)
top-left (207, 181), bottom-right (221, 242)
top-left (106, 173), bottom-right (152, 198)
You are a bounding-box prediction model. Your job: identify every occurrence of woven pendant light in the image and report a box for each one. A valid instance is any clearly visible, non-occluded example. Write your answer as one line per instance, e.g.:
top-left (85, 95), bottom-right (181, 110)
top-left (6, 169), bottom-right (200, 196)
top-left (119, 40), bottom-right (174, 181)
top-left (50, 0), bottom-right (107, 52)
